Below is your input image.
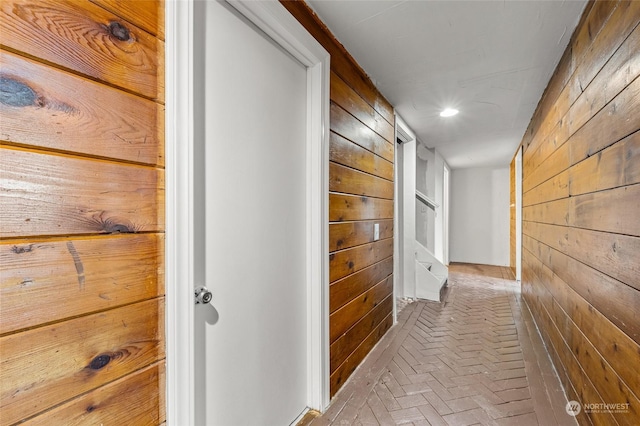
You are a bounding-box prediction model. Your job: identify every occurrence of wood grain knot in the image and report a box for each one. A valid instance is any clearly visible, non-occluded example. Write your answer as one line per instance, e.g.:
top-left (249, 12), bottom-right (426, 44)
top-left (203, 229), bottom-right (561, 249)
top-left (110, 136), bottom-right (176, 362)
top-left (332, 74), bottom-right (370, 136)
top-left (88, 354), bottom-right (112, 370)
top-left (11, 244), bottom-right (34, 254)
top-left (0, 76), bottom-right (37, 107)
top-left (108, 21), bottom-right (131, 41)
top-left (105, 223), bottom-right (137, 234)
top-left (87, 213), bottom-right (139, 234)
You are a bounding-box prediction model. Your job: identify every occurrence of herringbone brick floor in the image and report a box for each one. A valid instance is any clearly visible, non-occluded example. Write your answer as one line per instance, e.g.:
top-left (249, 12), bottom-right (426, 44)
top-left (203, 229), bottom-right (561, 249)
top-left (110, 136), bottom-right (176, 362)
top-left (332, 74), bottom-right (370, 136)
top-left (313, 263), bottom-right (576, 426)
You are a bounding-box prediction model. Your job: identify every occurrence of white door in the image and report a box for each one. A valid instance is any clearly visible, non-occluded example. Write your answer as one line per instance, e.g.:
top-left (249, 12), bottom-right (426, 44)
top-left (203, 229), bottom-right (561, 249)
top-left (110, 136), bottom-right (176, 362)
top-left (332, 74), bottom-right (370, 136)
top-left (195, 1), bottom-right (309, 424)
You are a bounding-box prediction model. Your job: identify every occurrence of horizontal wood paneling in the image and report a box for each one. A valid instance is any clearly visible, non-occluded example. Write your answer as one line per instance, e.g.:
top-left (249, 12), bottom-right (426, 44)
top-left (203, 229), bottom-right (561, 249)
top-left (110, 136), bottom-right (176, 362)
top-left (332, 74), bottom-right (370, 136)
top-left (523, 170), bottom-right (568, 207)
top-left (522, 1), bottom-right (640, 177)
top-left (564, 313), bottom-right (640, 423)
top-left (567, 24), bottom-right (640, 137)
top-left (523, 184), bottom-right (640, 235)
top-left (523, 249), bottom-right (640, 424)
top-left (331, 103), bottom-right (394, 163)
top-left (569, 76), bottom-right (640, 165)
top-left (521, 1), bottom-right (638, 173)
top-left (0, 0), bottom-right (165, 422)
top-left (570, 0), bottom-right (616, 69)
top-left (331, 71), bottom-right (394, 143)
top-left (523, 142), bottom-right (569, 193)
top-left (329, 193), bottom-right (394, 222)
top-left (329, 275), bottom-right (393, 343)
top-left (284, 0), bottom-right (396, 397)
top-left (524, 220), bottom-right (640, 290)
top-left (329, 238), bottom-right (393, 283)
top-left (0, 0), bottom-right (164, 101)
top-left (568, 0), bottom-right (640, 107)
top-left (568, 131), bottom-right (640, 195)
top-left (329, 220), bottom-right (393, 252)
top-left (524, 234), bottom-right (640, 345)
top-left (0, 50), bottom-right (164, 165)
top-left (23, 362), bottom-right (165, 425)
top-left (330, 295), bottom-right (393, 373)
top-left (0, 147), bottom-right (164, 238)
top-left (329, 162), bottom-right (394, 199)
top-left (523, 266), bottom-right (617, 426)
top-left (90, 0), bottom-right (165, 39)
top-left (0, 234), bottom-right (164, 334)
top-left (330, 276), bottom-right (393, 343)
top-left (569, 184), bottom-right (640, 236)
top-left (330, 313), bottom-right (393, 396)
top-left (330, 132), bottom-right (394, 181)
top-left (520, 3), bottom-right (640, 423)
top-left (525, 251), bottom-right (640, 402)
top-left (330, 257), bottom-right (394, 314)
top-left (0, 298), bottom-right (164, 425)
top-left (522, 198), bottom-right (569, 226)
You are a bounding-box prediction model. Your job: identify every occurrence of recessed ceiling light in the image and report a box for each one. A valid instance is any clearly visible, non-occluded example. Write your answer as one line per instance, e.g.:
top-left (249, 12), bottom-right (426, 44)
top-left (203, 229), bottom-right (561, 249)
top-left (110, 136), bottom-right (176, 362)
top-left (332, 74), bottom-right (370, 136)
top-left (440, 108), bottom-right (459, 117)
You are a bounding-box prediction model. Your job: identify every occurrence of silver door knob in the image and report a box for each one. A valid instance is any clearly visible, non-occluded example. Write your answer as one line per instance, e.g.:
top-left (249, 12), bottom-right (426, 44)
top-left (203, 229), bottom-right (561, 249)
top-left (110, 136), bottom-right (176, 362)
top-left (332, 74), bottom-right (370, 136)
top-left (194, 286), bottom-right (213, 305)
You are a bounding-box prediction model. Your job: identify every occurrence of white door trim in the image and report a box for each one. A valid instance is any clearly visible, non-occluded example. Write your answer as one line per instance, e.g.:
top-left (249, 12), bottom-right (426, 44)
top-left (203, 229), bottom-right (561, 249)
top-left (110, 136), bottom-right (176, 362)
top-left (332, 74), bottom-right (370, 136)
top-left (394, 114), bottom-right (417, 307)
top-left (443, 164), bottom-right (450, 266)
top-left (165, 1), bottom-right (331, 423)
top-left (165, 0), bottom-right (195, 424)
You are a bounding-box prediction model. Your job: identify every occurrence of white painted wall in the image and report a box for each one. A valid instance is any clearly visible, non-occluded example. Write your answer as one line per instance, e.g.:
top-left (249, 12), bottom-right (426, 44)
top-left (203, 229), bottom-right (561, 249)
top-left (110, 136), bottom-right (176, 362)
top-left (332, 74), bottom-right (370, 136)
top-left (433, 150), bottom-right (445, 263)
top-left (450, 167), bottom-right (510, 266)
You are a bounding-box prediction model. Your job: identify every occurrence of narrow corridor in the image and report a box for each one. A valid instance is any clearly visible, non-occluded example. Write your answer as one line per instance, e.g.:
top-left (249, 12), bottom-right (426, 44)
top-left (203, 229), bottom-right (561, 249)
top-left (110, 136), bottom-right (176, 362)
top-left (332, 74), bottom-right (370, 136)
top-left (313, 264), bottom-right (576, 426)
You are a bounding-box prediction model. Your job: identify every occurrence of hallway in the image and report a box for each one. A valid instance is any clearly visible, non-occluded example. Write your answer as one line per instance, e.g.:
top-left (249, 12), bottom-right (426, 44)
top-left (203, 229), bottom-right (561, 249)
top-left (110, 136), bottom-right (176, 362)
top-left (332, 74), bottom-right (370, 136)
top-left (313, 264), bottom-right (576, 426)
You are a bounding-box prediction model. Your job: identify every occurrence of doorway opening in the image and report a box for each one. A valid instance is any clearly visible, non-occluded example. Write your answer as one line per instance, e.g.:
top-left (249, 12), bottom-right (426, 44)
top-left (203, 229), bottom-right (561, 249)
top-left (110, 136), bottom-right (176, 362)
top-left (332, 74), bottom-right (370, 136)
top-left (394, 115), bottom-right (417, 311)
top-left (165, 1), bottom-right (330, 423)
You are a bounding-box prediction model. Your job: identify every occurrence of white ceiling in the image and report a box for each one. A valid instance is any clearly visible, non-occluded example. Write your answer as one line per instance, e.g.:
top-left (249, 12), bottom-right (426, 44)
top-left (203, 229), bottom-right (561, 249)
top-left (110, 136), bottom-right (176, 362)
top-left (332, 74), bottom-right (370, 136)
top-left (307, 0), bottom-right (587, 168)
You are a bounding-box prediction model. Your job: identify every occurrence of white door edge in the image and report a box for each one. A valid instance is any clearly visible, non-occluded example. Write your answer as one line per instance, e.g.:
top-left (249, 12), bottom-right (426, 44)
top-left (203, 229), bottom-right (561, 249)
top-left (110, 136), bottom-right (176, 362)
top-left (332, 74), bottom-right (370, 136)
top-left (165, 1), bottom-right (331, 423)
top-left (165, 0), bottom-right (195, 424)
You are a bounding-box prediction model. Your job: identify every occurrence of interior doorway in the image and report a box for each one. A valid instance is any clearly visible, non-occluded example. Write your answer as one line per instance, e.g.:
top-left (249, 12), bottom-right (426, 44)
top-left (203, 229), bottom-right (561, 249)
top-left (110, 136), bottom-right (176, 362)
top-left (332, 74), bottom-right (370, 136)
top-left (165, 1), bottom-right (330, 423)
top-left (394, 115), bottom-right (417, 306)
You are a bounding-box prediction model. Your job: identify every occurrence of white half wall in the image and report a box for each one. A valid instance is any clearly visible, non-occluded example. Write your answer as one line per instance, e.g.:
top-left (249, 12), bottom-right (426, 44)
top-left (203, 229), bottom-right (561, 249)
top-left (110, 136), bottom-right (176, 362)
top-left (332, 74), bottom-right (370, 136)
top-left (450, 167), bottom-right (510, 266)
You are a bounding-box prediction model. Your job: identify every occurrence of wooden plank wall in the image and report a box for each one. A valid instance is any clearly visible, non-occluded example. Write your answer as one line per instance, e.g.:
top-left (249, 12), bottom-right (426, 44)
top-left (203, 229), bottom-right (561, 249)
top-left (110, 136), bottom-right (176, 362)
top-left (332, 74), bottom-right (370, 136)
top-left (519, 1), bottom-right (640, 425)
top-left (281, 0), bottom-right (395, 397)
top-left (0, 1), bottom-right (165, 424)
